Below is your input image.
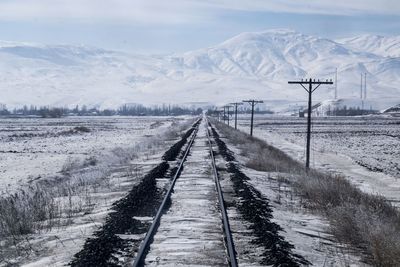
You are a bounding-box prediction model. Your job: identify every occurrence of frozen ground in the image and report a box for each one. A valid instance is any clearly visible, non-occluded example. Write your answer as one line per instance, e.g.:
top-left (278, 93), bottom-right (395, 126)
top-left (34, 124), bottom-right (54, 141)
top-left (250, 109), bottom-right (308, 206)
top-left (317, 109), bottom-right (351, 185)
top-left (0, 116), bottom-right (178, 193)
top-left (0, 115), bottom-right (193, 266)
top-left (17, 151), bottom-right (165, 267)
top-left (237, 114), bottom-right (400, 205)
top-left (244, 168), bottom-right (368, 266)
top-left (216, 123), bottom-right (370, 266)
top-left (1, 114), bottom-right (381, 266)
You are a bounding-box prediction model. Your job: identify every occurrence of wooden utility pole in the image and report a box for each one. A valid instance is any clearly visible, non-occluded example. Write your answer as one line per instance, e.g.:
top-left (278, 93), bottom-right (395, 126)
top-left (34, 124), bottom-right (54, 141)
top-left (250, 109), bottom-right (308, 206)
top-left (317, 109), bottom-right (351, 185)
top-left (223, 106), bottom-right (226, 124)
top-left (364, 73), bottom-right (367, 100)
top-left (242, 100), bottom-right (263, 136)
top-left (335, 68), bottom-right (338, 99)
top-left (360, 73), bottom-right (363, 99)
top-left (214, 109), bottom-right (221, 121)
top-left (230, 102), bottom-right (243, 130)
top-left (224, 105), bottom-right (233, 126)
top-left (288, 78), bottom-right (333, 170)
top-left (360, 73), bottom-right (364, 113)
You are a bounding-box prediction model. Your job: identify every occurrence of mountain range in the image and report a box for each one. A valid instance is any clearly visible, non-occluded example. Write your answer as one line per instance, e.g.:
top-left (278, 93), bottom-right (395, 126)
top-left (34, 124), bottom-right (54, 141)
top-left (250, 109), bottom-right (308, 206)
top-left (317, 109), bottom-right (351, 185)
top-left (0, 29), bottom-right (399, 110)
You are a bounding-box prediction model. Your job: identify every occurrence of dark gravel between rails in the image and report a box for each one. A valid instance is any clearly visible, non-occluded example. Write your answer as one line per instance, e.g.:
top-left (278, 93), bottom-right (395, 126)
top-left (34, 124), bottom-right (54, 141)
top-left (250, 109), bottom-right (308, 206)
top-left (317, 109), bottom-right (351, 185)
top-left (69, 119), bottom-right (201, 267)
top-left (210, 124), bottom-right (310, 266)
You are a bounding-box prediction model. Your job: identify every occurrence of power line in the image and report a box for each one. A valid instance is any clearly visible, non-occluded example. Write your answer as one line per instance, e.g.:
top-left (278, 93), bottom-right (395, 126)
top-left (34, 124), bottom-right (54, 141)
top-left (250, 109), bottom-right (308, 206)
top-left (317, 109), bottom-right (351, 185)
top-left (222, 106), bottom-right (226, 124)
top-left (242, 100), bottom-right (263, 136)
top-left (360, 73), bottom-right (363, 99)
top-left (364, 72), bottom-right (367, 100)
top-left (213, 109), bottom-right (222, 121)
top-left (335, 68), bottom-right (338, 99)
top-left (361, 73), bottom-right (364, 113)
top-left (230, 102), bottom-right (243, 130)
top-left (288, 78), bottom-right (333, 170)
top-left (223, 105), bottom-right (233, 126)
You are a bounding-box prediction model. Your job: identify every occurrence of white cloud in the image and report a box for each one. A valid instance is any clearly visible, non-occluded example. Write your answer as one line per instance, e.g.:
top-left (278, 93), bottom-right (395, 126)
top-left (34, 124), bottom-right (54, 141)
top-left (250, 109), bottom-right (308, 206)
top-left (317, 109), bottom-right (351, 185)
top-left (203, 0), bottom-right (400, 16)
top-left (0, 0), bottom-right (210, 24)
top-left (0, 0), bottom-right (399, 24)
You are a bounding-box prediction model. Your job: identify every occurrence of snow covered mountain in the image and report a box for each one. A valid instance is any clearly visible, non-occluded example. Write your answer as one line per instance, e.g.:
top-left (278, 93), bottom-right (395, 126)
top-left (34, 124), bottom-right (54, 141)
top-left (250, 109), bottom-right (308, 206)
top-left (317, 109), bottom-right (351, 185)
top-left (177, 29), bottom-right (351, 78)
top-left (383, 104), bottom-right (400, 113)
top-left (337, 34), bottom-right (400, 58)
top-left (0, 29), bottom-right (399, 110)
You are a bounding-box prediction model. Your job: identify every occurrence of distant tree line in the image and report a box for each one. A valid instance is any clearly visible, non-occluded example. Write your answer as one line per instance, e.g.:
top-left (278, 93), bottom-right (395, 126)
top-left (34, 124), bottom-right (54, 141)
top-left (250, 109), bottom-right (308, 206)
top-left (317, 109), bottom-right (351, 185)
top-left (326, 106), bottom-right (378, 116)
top-left (0, 104), bottom-right (203, 118)
top-left (207, 108), bottom-right (274, 117)
top-left (118, 104), bottom-right (202, 116)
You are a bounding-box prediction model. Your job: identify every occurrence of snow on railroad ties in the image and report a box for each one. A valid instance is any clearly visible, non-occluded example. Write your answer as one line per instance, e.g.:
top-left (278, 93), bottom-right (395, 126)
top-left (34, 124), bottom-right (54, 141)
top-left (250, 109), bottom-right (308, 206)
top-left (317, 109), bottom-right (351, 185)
top-left (145, 121), bottom-right (227, 266)
top-left (215, 165), bottom-right (265, 266)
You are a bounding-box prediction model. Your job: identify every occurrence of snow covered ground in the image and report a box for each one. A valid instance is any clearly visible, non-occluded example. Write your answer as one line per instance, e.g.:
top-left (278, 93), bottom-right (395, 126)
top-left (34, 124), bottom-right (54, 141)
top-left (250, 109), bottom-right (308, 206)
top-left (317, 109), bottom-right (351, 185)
top-left (0, 116), bottom-right (178, 193)
top-left (243, 168), bottom-right (367, 266)
top-left (214, 123), bottom-right (369, 266)
top-left (2, 113), bottom-right (394, 266)
top-left (237, 114), bottom-right (400, 205)
top-left (0, 116), bottom-right (193, 266)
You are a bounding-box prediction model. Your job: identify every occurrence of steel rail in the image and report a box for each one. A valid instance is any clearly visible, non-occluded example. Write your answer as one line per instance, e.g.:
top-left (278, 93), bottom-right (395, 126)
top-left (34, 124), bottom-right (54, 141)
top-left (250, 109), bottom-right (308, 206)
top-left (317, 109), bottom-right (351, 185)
top-left (132, 120), bottom-right (200, 267)
top-left (205, 117), bottom-right (238, 267)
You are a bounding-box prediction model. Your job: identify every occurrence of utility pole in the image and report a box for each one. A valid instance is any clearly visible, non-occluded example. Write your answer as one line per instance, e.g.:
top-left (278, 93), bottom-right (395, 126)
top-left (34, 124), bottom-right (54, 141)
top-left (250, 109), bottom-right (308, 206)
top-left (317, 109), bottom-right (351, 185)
top-left (361, 73), bottom-right (364, 113)
top-left (288, 78), bottom-right (333, 170)
top-left (223, 106), bottom-right (226, 124)
top-left (335, 68), bottom-right (338, 99)
top-left (230, 102), bottom-right (243, 130)
top-left (225, 105), bottom-right (232, 126)
top-left (224, 105), bottom-right (232, 126)
top-left (360, 73), bottom-right (363, 99)
top-left (215, 109), bottom-right (221, 121)
top-left (364, 73), bottom-right (367, 100)
top-left (242, 100), bottom-right (263, 136)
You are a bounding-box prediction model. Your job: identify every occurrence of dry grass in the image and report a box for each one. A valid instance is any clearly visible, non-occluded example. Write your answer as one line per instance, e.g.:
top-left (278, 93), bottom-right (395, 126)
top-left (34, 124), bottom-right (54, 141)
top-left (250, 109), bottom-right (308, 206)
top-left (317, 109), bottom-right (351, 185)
top-left (0, 118), bottom-right (196, 263)
top-left (213, 120), bottom-right (303, 173)
top-left (212, 118), bottom-right (400, 267)
top-left (0, 187), bottom-right (60, 238)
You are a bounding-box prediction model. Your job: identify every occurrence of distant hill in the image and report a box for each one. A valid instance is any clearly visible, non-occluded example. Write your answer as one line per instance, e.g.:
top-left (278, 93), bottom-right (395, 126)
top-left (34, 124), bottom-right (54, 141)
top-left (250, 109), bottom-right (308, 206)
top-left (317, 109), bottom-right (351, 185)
top-left (336, 34), bottom-right (400, 58)
top-left (383, 104), bottom-right (400, 113)
top-left (1, 29), bottom-right (399, 110)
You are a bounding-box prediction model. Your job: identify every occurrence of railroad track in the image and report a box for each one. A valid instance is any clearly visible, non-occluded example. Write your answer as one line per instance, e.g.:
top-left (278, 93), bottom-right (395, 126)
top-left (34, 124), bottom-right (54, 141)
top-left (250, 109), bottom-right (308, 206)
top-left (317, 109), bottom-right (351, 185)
top-left (132, 116), bottom-right (238, 266)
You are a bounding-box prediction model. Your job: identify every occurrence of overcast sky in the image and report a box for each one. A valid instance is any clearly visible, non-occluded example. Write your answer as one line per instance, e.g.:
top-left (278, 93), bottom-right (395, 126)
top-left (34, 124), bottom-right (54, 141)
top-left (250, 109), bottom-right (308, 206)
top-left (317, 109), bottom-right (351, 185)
top-left (0, 0), bottom-right (399, 54)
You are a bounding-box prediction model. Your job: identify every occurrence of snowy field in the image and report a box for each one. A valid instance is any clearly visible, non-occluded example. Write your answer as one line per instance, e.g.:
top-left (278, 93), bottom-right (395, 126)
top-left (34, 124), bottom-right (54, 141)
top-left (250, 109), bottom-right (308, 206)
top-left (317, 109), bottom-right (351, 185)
top-left (213, 122), bottom-right (368, 266)
top-left (0, 115), bottom-right (195, 266)
top-left (236, 114), bottom-right (400, 204)
top-left (0, 116), bottom-right (178, 193)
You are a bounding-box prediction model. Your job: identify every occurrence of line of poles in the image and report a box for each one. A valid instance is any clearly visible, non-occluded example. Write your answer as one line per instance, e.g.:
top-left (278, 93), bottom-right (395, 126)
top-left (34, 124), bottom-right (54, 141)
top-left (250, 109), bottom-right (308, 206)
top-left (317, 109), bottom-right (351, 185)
top-left (216, 100), bottom-right (263, 136)
top-left (211, 77), bottom-right (333, 171)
